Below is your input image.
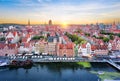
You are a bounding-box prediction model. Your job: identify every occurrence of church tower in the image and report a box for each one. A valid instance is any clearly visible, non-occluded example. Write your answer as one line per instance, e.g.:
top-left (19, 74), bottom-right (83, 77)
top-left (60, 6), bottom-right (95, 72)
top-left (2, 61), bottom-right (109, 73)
top-left (49, 20), bottom-right (52, 25)
top-left (111, 21), bottom-right (117, 30)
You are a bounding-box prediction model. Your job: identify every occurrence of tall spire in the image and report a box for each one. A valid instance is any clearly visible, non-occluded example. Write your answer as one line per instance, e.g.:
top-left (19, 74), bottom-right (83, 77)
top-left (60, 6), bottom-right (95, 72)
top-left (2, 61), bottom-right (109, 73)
top-left (28, 19), bottom-right (30, 26)
top-left (113, 21), bottom-right (115, 25)
top-left (49, 19), bottom-right (52, 25)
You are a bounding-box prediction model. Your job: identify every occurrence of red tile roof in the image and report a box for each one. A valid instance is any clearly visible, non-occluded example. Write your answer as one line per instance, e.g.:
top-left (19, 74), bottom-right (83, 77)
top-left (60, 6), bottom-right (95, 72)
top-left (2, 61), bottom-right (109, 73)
top-left (59, 43), bottom-right (74, 49)
top-left (22, 38), bottom-right (27, 43)
top-left (95, 45), bottom-right (108, 50)
top-left (0, 44), bottom-right (17, 49)
top-left (0, 43), bottom-right (5, 49)
top-left (81, 44), bottom-right (87, 48)
top-left (91, 45), bottom-right (96, 50)
top-left (24, 43), bottom-right (30, 48)
top-left (12, 31), bottom-right (17, 37)
top-left (7, 44), bottom-right (17, 49)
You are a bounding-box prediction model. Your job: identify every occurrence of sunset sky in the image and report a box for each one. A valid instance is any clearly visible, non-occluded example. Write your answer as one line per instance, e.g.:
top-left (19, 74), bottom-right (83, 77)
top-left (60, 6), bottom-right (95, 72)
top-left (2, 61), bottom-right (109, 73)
top-left (0, 0), bottom-right (120, 24)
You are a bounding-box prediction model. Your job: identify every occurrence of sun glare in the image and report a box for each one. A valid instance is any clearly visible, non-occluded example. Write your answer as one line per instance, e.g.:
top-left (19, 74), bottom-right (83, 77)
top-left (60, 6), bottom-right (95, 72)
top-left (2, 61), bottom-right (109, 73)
top-left (61, 22), bottom-right (68, 29)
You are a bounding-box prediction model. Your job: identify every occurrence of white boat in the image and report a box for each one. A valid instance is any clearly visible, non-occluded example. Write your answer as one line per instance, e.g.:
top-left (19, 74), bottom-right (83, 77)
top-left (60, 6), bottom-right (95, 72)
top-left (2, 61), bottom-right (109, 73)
top-left (109, 55), bottom-right (116, 59)
top-left (116, 55), bottom-right (120, 58)
top-left (0, 61), bottom-right (9, 67)
top-left (98, 71), bottom-right (104, 75)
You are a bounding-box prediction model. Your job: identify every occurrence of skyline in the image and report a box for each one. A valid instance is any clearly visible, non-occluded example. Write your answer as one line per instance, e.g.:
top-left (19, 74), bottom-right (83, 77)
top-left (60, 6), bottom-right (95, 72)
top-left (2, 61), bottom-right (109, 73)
top-left (0, 0), bottom-right (120, 24)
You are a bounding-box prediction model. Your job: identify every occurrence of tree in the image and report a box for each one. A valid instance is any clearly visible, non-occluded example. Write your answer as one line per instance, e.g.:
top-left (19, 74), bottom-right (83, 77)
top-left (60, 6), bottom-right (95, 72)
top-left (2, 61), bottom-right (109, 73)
top-left (65, 32), bottom-right (86, 45)
top-left (0, 37), bottom-right (5, 41)
top-left (118, 33), bottom-right (120, 37)
top-left (71, 34), bottom-right (79, 42)
top-left (92, 35), bottom-right (96, 38)
top-left (85, 33), bottom-right (90, 37)
top-left (32, 36), bottom-right (45, 40)
top-left (75, 29), bottom-right (82, 33)
top-left (100, 30), bottom-right (106, 34)
top-left (109, 35), bottom-right (114, 40)
top-left (103, 37), bottom-right (109, 42)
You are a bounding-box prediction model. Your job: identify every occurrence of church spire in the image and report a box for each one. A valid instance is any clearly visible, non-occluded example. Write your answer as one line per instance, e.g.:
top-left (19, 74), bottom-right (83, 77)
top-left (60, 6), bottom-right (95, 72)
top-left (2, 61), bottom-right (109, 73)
top-left (28, 19), bottom-right (30, 26)
top-left (113, 21), bottom-right (115, 25)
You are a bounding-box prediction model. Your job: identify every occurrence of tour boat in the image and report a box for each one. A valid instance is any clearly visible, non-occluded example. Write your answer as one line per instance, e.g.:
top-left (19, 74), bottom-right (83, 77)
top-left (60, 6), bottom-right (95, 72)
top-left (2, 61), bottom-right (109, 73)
top-left (9, 59), bottom-right (33, 68)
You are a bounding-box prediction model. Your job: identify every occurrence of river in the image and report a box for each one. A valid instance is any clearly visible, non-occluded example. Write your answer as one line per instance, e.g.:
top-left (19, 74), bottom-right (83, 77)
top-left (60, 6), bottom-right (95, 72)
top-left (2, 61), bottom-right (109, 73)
top-left (0, 62), bottom-right (120, 81)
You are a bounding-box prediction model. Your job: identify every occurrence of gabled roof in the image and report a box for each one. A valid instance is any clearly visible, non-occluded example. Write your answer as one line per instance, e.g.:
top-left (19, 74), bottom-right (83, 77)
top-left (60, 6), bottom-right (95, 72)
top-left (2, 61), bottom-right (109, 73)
top-left (59, 42), bottom-right (74, 49)
top-left (0, 43), bottom-right (5, 49)
top-left (7, 44), bottom-right (17, 49)
top-left (22, 38), bottom-right (28, 43)
top-left (95, 45), bottom-right (108, 50)
top-left (81, 44), bottom-right (87, 48)
top-left (91, 45), bottom-right (96, 50)
top-left (0, 43), bottom-right (17, 49)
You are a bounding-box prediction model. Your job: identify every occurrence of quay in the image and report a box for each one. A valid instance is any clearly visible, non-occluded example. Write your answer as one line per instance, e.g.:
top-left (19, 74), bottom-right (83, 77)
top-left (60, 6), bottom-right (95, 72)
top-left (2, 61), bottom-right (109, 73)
top-left (8, 55), bottom-right (120, 63)
top-left (7, 55), bottom-right (120, 71)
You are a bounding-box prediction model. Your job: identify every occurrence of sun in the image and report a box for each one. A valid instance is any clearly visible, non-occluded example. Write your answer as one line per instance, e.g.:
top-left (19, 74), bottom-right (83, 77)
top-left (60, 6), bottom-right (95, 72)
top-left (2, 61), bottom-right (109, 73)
top-left (61, 22), bottom-right (68, 29)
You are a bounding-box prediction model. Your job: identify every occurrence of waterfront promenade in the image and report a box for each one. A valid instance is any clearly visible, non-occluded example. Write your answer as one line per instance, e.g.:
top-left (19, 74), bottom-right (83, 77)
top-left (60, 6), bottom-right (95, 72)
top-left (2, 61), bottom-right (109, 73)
top-left (8, 55), bottom-right (120, 71)
top-left (8, 55), bottom-right (120, 63)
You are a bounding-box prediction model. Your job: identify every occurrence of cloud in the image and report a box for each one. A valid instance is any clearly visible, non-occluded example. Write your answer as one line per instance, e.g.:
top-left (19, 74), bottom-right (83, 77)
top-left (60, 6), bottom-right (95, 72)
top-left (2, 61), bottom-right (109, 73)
top-left (0, 0), bottom-right (120, 24)
top-left (37, 0), bottom-right (51, 2)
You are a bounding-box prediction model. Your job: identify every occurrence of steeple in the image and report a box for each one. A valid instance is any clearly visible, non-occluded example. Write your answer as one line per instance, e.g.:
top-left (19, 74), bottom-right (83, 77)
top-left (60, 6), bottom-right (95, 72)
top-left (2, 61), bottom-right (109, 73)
top-left (49, 19), bottom-right (52, 25)
top-left (28, 19), bottom-right (30, 26)
top-left (113, 21), bottom-right (115, 25)
top-left (111, 21), bottom-right (117, 30)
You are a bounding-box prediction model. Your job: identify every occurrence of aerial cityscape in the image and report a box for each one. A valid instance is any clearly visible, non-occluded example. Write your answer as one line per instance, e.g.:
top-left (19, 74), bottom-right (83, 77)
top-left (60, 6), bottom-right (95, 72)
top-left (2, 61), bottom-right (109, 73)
top-left (0, 0), bottom-right (120, 81)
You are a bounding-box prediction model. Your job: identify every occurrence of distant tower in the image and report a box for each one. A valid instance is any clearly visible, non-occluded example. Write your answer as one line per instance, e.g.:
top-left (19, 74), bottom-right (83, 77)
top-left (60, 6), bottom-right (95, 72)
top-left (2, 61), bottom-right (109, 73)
top-left (113, 21), bottom-right (115, 25)
top-left (28, 19), bottom-right (30, 27)
top-left (111, 21), bottom-right (117, 30)
top-left (49, 20), bottom-right (52, 25)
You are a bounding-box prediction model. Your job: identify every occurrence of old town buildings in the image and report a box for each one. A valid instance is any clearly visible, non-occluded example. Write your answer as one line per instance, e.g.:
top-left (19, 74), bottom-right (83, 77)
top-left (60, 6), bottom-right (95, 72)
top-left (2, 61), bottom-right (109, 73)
top-left (0, 21), bottom-right (120, 57)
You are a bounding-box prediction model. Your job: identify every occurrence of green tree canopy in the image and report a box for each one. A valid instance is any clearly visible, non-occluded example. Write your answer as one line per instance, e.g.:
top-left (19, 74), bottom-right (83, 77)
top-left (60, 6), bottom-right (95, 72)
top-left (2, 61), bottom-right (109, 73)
top-left (109, 35), bottom-right (114, 40)
top-left (32, 36), bottom-right (45, 40)
top-left (103, 37), bottom-right (109, 42)
top-left (65, 32), bottom-right (86, 45)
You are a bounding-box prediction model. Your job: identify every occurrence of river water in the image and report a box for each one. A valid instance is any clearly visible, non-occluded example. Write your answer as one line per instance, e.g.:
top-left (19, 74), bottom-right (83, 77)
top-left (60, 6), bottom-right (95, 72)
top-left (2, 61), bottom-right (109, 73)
top-left (0, 63), bottom-right (120, 81)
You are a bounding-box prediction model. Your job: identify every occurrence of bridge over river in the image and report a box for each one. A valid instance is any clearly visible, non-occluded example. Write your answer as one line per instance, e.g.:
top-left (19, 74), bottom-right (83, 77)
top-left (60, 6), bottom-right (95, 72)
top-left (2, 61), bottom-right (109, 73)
top-left (106, 60), bottom-right (120, 71)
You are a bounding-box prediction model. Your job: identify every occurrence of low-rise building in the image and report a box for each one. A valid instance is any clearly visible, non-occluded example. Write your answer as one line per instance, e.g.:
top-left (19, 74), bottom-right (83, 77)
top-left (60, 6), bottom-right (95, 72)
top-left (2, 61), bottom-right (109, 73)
top-left (6, 31), bottom-right (20, 43)
top-left (78, 42), bottom-right (91, 57)
top-left (34, 40), bottom-right (48, 55)
top-left (0, 44), bottom-right (18, 56)
top-left (18, 43), bottom-right (33, 53)
top-left (57, 42), bottom-right (74, 57)
top-left (94, 45), bottom-right (108, 55)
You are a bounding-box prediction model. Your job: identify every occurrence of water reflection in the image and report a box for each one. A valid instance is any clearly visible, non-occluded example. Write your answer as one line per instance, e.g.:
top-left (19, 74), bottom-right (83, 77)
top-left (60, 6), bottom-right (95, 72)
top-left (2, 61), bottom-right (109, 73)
top-left (0, 63), bottom-right (119, 81)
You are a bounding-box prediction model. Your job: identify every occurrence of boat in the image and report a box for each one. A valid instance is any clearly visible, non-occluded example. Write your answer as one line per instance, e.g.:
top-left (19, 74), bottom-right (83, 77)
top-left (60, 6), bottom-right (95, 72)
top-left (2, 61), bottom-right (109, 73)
top-left (0, 60), bottom-right (9, 67)
top-left (98, 71), bottom-right (104, 75)
top-left (109, 55), bottom-right (116, 59)
top-left (116, 55), bottom-right (120, 58)
top-left (9, 59), bottom-right (33, 68)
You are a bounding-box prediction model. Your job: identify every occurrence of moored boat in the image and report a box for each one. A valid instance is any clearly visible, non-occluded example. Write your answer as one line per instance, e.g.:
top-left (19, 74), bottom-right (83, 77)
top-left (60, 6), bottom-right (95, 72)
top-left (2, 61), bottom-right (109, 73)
top-left (98, 71), bottom-right (104, 75)
top-left (9, 59), bottom-right (33, 68)
top-left (116, 55), bottom-right (120, 58)
top-left (0, 60), bottom-right (9, 67)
